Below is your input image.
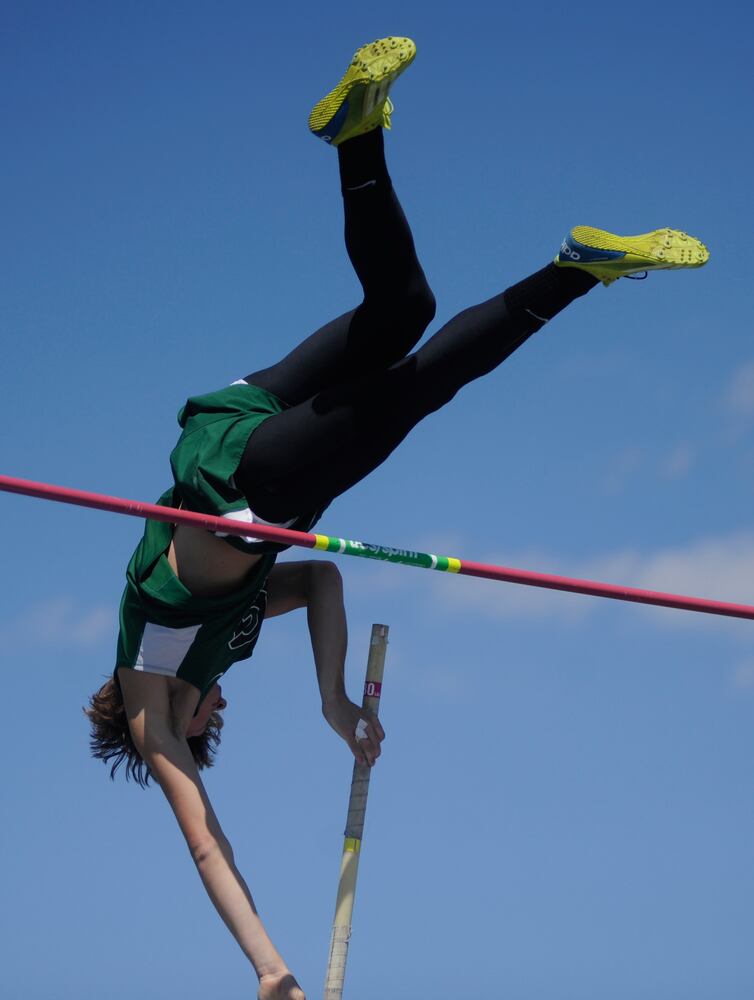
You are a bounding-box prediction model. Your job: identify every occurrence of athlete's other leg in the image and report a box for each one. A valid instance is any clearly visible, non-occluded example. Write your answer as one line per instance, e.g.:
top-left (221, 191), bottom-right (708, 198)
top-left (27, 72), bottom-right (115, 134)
top-left (246, 129), bottom-right (435, 406)
top-left (237, 261), bottom-right (598, 520)
top-left (239, 216), bottom-right (709, 521)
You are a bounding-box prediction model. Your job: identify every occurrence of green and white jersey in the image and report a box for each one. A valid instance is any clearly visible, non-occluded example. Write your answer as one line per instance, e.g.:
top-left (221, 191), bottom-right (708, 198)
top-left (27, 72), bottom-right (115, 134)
top-left (115, 486), bottom-right (277, 703)
top-left (115, 380), bottom-right (325, 702)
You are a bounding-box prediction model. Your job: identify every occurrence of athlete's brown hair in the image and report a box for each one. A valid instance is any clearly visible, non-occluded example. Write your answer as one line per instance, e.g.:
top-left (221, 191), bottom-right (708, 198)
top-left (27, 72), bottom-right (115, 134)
top-left (84, 677), bottom-right (222, 788)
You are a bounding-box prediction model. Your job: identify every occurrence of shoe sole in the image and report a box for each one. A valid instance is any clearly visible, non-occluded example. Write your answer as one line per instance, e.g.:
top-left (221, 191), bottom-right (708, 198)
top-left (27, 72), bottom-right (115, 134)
top-left (308, 36), bottom-right (416, 138)
top-left (570, 226), bottom-right (710, 271)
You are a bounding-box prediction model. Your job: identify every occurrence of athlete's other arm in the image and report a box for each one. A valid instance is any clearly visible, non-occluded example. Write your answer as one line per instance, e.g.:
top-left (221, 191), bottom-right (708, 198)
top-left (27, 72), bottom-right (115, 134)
top-left (118, 669), bottom-right (305, 1000)
top-left (264, 560), bottom-right (384, 766)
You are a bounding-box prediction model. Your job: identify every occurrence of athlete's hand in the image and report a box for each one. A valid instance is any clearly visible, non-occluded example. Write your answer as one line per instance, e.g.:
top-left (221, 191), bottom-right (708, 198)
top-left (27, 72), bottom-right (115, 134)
top-left (322, 694), bottom-right (385, 767)
top-left (258, 970), bottom-right (305, 1000)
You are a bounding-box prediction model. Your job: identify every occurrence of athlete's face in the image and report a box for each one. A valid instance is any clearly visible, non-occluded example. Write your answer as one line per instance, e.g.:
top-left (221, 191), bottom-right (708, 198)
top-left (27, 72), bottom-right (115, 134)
top-left (186, 683), bottom-right (227, 738)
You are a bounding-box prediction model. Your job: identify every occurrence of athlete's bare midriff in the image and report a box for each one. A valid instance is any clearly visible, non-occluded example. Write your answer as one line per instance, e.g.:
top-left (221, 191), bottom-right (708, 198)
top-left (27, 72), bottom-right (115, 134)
top-left (168, 523), bottom-right (263, 597)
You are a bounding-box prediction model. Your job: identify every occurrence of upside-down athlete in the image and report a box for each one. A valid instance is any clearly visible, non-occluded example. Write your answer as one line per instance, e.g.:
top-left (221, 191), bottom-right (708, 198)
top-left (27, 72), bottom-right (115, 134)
top-left (85, 37), bottom-right (709, 1000)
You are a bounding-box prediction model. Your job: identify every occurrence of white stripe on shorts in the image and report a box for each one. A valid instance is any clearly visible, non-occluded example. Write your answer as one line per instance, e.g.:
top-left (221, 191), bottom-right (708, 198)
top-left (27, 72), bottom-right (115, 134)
top-left (135, 622), bottom-right (202, 676)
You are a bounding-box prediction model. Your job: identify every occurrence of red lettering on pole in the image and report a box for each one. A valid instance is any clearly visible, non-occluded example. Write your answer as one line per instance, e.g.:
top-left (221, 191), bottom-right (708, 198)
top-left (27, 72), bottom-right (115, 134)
top-left (364, 680), bottom-right (382, 699)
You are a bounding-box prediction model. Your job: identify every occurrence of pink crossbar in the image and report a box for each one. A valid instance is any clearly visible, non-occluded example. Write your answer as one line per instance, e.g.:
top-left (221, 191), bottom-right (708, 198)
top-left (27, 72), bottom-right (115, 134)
top-left (2, 473), bottom-right (753, 622)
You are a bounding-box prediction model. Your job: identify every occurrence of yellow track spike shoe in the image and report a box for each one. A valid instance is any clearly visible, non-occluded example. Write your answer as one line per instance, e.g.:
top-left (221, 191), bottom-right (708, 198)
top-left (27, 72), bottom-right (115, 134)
top-left (308, 36), bottom-right (416, 146)
top-left (554, 226), bottom-right (710, 286)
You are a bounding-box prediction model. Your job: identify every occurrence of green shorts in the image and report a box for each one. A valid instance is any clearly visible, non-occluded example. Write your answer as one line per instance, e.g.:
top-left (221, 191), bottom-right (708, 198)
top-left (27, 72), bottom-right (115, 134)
top-left (171, 380), bottom-right (323, 554)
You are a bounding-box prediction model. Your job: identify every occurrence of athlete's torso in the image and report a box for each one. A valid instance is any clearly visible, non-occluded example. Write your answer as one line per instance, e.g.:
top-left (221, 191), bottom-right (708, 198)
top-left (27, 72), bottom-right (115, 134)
top-left (168, 522), bottom-right (264, 597)
top-left (115, 492), bottom-right (277, 706)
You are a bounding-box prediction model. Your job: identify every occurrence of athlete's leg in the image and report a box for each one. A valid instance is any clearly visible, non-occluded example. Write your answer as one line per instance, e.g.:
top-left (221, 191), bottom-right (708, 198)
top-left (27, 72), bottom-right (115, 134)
top-left (245, 130), bottom-right (434, 405)
top-left (239, 215), bottom-right (711, 520)
top-left (237, 262), bottom-right (597, 520)
top-left (239, 218), bottom-right (709, 520)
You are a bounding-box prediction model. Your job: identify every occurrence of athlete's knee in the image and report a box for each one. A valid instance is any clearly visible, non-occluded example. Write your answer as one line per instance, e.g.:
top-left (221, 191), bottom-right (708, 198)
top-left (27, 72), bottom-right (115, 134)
top-left (402, 280), bottom-right (436, 330)
top-left (353, 290), bottom-right (433, 372)
top-left (382, 283), bottom-right (436, 357)
top-left (365, 280), bottom-right (435, 327)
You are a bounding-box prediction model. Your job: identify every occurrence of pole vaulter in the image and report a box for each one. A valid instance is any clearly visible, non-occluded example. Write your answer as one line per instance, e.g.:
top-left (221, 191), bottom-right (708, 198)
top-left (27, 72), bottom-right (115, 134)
top-left (2, 474), bottom-right (752, 623)
top-left (4, 30), bottom-right (729, 1000)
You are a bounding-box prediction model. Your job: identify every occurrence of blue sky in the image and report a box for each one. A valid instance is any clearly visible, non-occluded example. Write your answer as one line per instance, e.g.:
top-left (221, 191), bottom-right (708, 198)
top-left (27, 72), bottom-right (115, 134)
top-left (2, 2), bottom-right (754, 998)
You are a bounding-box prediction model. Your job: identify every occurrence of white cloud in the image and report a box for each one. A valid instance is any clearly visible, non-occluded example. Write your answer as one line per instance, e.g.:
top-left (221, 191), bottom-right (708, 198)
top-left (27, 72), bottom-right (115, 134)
top-left (660, 443), bottom-right (695, 480)
top-left (425, 531), bottom-right (754, 632)
top-left (0, 597), bottom-right (114, 650)
top-left (627, 534), bottom-right (754, 607)
top-left (316, 525), bottom-right (754, 634)
top-left (69, 607), bottom-right (113, 645)
top-left (725, 361), bottom-right (754, 417)
top-left (602, 446), bottom-right (644, 496)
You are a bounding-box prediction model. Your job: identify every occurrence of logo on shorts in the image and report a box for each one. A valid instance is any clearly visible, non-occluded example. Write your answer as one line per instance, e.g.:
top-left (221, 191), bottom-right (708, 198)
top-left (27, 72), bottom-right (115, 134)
top-left (229, 588), bottom-right (268, 652)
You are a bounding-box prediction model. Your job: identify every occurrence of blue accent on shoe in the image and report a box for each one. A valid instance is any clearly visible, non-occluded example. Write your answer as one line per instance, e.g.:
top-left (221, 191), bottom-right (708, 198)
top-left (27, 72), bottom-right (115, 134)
top-left (561, 233), bottom-right (626, 263)
top-left (312, 100), bottom-right (350, 143)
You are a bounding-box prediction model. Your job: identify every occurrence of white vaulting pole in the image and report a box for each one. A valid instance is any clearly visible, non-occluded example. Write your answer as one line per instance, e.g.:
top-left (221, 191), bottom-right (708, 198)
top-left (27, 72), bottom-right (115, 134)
top-left (324, 623), bottom-right (389, 1000)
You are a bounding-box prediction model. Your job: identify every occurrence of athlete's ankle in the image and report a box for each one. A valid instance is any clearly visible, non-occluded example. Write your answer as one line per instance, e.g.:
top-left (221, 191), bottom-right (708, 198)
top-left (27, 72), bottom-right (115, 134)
top-left (338, 128), bottom-right (390, 191)
top-left (503, 263), bottom-right (598, 334)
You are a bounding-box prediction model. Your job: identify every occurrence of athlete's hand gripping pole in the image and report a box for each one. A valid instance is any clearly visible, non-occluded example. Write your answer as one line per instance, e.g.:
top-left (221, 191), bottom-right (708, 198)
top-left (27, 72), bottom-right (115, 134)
top-left (323, 623), bottom-right (389, 1000)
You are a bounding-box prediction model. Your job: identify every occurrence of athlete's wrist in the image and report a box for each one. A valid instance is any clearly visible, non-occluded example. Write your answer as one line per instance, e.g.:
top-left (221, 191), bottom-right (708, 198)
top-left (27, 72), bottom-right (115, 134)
top-left (320, 685), bottom-right (347, 708)
top-left (257, 962), bottom-right (292, 981)
top-left (258, 969), bottom-right (305, 1000)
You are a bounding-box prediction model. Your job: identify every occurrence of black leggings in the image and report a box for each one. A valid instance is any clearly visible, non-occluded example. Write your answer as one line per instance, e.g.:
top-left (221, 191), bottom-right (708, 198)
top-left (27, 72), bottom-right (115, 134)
top-left (237, 129), bottom-right (596, 522)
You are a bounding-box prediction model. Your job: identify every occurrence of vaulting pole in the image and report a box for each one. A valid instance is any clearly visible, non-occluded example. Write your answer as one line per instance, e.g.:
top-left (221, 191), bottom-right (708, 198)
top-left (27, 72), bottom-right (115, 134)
top-left (324, 624), bottom-right (389, 1000)
top-left (2, 474), bottom-right (754, 621)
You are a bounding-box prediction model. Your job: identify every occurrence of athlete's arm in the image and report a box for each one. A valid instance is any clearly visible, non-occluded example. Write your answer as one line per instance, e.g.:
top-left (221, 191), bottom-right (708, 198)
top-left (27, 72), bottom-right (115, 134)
top-left (117, 669), bottom-right (304, 1000)
top-left (265, 560), bottom-right (385, 766)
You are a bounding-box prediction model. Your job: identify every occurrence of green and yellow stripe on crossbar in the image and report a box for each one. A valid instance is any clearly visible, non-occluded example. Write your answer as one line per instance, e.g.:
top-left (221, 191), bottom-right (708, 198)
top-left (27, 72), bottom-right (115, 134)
top-left (314, 533), bottom-right (461, 573)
